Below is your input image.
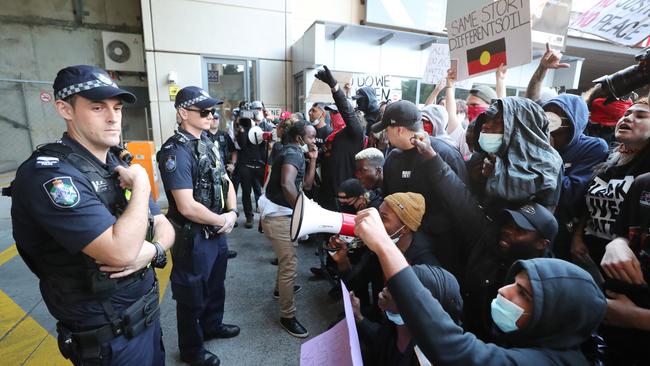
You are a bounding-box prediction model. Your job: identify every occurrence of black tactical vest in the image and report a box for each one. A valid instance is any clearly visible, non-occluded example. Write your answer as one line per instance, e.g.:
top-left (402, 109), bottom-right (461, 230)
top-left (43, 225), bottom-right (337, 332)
top-left (14, 142), bottom-right (152, 302)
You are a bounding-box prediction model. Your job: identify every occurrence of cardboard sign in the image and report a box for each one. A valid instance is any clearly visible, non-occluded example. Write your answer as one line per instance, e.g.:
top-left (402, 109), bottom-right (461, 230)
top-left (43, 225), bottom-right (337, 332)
top-left (446, 0), bottom-right (532, 80)
top-left (350, 74), bottom-right (393, 102)
top-left (570, 0), bottom-right (650, 47)
top-left (423, 43), bottom-right (474, 89)
top-left (531, 0), bottom-right (572, 50)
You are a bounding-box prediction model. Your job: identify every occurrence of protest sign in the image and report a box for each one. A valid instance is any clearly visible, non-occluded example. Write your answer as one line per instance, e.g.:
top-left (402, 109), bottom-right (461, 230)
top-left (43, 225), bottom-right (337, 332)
top-left (423, 43), bottom-right (474, 89)
top-left (531, 0), bottom-right (572, 50)
top-left (300, 281), bottom-right (362, 366)
top-left (446, 0), bottom-right (532, 80)
top-left (350, 74), bottom-right (393, 102)
top-left (570, 0), bottom-right (650, 47)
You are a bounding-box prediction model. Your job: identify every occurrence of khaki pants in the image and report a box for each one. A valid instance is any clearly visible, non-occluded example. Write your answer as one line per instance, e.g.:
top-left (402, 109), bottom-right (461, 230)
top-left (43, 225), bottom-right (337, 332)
top-left (262, 215), bottom-right (297, 318)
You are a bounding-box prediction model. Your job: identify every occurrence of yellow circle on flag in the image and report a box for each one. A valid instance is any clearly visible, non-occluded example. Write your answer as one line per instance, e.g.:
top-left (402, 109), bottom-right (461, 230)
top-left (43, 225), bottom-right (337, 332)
top-left (480, 51), bottom-right (491, 66)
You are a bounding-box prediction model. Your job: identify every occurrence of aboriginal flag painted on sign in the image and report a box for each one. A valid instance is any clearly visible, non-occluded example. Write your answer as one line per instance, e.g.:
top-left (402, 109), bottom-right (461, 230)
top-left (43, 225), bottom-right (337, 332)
top-left (467, 38), bottom-right (507, 76)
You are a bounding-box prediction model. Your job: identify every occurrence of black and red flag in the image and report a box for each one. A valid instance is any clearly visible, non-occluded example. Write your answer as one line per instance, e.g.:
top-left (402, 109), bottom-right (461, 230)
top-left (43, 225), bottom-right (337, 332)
top-left (466, 38), bottom-right (507, 76)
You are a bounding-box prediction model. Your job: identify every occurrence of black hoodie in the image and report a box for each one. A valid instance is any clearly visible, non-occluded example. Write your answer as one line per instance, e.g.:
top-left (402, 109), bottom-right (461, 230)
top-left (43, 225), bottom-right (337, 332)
top-left (388, 258), bottom-right (606, 366)
top-left (356, 86), bottom-right (381, 135)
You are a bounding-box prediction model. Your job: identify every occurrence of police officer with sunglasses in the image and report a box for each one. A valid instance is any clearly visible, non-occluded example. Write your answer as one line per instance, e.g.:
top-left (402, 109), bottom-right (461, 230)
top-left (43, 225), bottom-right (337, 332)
top-left (158, 86), bottom-right (240, 366)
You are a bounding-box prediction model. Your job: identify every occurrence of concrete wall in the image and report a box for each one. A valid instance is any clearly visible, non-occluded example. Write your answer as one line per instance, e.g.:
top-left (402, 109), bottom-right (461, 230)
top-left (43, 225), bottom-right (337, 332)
top-left (0, 0), bottom-right (146, 170)
top-left (142, 0), bottom-right (364, 146)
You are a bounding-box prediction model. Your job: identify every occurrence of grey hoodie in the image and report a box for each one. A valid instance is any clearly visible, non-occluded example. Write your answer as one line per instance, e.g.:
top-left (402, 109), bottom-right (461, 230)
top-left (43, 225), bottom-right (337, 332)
top-left (388, 258), bottom-right (606, 365)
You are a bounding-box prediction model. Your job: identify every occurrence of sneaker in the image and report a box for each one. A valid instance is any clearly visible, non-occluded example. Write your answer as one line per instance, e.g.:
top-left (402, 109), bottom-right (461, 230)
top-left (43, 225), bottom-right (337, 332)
top-left (280, 317), bottom-right (309, 338)
top-left (244, 216), bottom-right (254, 229)
top-left (270, 258), bottom-right (278, 265)
top-left (273, 285), bottom-right (302, 299)
top-left (227, 250), bottom-right (237, 259)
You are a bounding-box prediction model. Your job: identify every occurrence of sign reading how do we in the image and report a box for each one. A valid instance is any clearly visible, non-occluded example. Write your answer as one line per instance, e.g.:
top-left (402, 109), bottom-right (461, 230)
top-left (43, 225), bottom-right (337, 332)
top-left (446, 0), bottom-right (532, 80)
top-left (570, 0), bottom-right (650, 47)
top-left (350, 74), bottom-right (392, 102)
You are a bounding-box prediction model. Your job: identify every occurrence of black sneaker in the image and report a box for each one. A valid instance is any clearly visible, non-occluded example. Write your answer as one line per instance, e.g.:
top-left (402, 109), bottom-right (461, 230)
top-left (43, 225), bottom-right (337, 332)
top-left (273, 285), bottom-right (302, 299)
top-left (227, 250), bottom-right (237, 259)
top-left (181, 350), bottom-right (221, 366)
top-left (280, 317), bottom-right (309, 338)
top-left (270, 258), bottom-right (278, 265)
top-left (244, 216), bottom-right (254, 229)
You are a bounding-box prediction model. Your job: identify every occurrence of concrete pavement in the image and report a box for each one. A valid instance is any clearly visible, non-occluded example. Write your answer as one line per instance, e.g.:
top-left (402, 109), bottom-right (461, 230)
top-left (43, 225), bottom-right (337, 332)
top-left (0, 176), bottom-right (343, 365)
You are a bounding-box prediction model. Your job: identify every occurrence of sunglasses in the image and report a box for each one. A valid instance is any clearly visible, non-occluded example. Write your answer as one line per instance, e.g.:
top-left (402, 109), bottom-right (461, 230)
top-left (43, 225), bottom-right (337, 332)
top-left (186, 108), bottom-right (216, 118)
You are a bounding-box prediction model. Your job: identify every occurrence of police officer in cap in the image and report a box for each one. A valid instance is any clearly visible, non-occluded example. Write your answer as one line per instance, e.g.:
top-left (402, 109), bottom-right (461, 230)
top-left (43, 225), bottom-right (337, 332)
top-left (158, 86), bottom-right (240, 366)
top-left (9, 65), bottom-right (175, 365)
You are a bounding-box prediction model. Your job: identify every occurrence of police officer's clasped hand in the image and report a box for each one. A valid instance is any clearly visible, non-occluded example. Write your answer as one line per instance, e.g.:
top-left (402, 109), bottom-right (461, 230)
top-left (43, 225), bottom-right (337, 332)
top-left (354, 208), bottom-right (391, 253)
top-left (217, 211), bottom-right (237, 234)
top-left (315, 65), bottom-right (338, 88)
top-left (98, 241), bottom-right (157, 278)
top-left (410, 132), bottom-right (436, 160)
top-left (114, 164), bottom-right (150, 190)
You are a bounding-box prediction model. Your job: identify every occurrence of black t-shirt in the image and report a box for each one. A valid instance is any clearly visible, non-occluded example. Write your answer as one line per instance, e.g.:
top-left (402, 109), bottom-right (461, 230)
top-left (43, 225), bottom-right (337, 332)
top-left (266, 144), bottom-right (305, 208)
top-left (236, 126), bottom-right (266, 166)
top-left (315, 124), bottom-right (333, 150)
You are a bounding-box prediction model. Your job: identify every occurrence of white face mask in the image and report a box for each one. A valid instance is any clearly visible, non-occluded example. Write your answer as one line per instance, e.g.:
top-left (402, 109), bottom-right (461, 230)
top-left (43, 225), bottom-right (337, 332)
top-left (389, 225), bottom-right (405, 244)
top-left (301, 143), bottom-right (309, 153)
top-left (254, 110), bottom-right (264, 121)
top-left (310, 111), bottom-right (323, 126)
top-left (478, 132), bottom-right (504, 154)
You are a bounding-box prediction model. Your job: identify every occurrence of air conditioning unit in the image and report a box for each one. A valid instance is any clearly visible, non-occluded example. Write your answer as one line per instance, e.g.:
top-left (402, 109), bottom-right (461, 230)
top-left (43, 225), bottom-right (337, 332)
top-left (102, 31), bottom-right (145, 72)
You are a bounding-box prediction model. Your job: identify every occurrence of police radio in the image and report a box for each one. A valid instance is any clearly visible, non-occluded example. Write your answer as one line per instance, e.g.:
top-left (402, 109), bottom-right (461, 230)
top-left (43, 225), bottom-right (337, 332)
top-left (111, 145), bottom-right (133, 165)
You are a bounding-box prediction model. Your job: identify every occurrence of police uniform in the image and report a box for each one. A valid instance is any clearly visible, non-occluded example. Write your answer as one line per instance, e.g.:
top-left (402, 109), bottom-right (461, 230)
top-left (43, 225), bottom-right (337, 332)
top-left (157, 87), bottom-right (239, 366)
top-left (9, 66), bottom-right (165, 365)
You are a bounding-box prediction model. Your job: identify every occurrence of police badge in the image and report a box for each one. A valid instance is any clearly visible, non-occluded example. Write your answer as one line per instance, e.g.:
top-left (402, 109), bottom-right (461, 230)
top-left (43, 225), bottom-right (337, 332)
top-left (43, 176), bottom-right (80, 208)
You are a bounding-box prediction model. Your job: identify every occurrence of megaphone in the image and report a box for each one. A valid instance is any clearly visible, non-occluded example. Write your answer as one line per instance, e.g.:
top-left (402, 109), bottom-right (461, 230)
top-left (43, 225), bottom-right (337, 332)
top-left (248, 126), bottom-right (273, 145)
top-left (290, 192), bottom-right (356, 242)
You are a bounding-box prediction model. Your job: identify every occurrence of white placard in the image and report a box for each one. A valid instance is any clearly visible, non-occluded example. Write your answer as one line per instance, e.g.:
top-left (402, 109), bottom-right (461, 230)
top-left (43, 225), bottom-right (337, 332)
top-left (446, 0), bottom-right (532, 81)
top-left (570, 0), bottom-right (650, 47)
top-left (423, 43), bottom-right (474, 90)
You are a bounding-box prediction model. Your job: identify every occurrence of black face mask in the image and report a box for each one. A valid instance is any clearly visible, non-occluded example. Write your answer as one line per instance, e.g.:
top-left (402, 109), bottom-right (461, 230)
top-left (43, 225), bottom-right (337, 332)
top-left (357, 97), bottom-right (369, 113)
top-left (338, 204), bottom-right (357, 214)
top-left (502, 241), bottom-right (540, 262)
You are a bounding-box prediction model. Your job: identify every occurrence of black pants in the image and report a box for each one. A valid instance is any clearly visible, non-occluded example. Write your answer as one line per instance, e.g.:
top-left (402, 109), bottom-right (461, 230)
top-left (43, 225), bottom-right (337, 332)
top-left (238, 164), bottom-right (263, 218)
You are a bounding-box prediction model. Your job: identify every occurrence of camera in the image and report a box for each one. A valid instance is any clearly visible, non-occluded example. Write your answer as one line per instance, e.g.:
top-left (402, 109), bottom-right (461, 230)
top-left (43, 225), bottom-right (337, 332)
top-left (594, 47), bottom-right (650, 102)
top-left (238, 101), bottom-right (256, 120)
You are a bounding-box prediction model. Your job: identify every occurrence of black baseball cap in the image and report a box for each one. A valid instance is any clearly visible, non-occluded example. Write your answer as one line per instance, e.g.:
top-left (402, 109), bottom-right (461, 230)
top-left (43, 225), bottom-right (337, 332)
top-left (371, 100), bottom-right (421, 133)
top-left (504, 203), bottom-right (558, 241)
top-left (53, 65), bottom-right (136, 103)
top-left (174, 86), bottom-right (223, 109)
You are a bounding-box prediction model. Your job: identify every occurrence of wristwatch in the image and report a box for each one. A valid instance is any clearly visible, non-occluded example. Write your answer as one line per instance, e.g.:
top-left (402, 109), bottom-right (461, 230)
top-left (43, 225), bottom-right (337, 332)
top-left (227, 208), bottom-right (239, 218)
top-left (151, 241), bottom-right (167, 269)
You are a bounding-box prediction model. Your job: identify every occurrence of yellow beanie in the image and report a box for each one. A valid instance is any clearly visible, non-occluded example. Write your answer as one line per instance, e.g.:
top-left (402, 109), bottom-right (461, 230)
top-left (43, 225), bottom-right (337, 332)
top-left (384, 192), bottom-right (425, 232)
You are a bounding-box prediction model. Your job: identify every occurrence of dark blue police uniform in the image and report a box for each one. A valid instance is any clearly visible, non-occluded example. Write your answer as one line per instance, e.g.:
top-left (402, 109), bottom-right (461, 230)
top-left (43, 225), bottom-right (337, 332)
top-left (158, 86), bottom-right (238, 365)
top-left (11, 134), bottom-right (164, 365)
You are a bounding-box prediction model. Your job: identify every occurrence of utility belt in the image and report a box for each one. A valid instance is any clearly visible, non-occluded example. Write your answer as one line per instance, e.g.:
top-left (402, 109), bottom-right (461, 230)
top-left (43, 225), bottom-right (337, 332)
top-left (168, 217), bottom-right (222, 259)
top-left (56, 280), bottom-right (160, 360)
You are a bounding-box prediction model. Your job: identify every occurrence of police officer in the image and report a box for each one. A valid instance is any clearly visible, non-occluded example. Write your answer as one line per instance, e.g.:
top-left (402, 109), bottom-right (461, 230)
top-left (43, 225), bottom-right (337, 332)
top-left (9, 65), bottom-right (175, 365)
top-left (158, 86), bottom-right (240, 366)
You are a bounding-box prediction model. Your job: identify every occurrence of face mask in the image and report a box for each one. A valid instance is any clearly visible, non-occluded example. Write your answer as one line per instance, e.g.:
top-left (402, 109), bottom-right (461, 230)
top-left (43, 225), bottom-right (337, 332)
top-left (310, 111), bottom-right (323, 126)
top-left (300, 142), bottom-right (309, 153)
top-left (467, 105), bottom-right (489, 122)
top-left (478, 132), bottom-right (503, 153)
top-left (491, 294), bottom-right (524, 333)
top-left (385, 310), bottom-right (405, 326)
top-left (254, 110), bottom-right (264, 121)
top-left (389, 225), bottom-right (405, 244)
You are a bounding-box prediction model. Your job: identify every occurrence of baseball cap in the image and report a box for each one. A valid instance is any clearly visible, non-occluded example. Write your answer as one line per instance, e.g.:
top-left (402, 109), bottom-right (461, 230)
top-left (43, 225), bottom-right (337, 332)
top-left (504, 203), bottom-right (558, 241)
top-left (324, 104), bottom-right (339, 113)
top-left (469, 85), bottom-right (497, 104)
top-left (174, 86), bottom-right (223, 109)
top-left (53, 65), bottom-right (136, 103)
top-left (351, 86), bottom-right (373, 100)
top-left (371, 100), bottom-right (421, 133)
top-left (251, 100), bottom-right (264, 110)
top-left (338, 178), bottom-right (365, 198)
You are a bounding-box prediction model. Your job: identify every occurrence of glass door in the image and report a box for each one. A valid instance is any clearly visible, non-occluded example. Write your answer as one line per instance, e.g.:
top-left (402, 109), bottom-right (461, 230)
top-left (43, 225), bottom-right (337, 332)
top-left (202, 58), bottom-right (257, 129)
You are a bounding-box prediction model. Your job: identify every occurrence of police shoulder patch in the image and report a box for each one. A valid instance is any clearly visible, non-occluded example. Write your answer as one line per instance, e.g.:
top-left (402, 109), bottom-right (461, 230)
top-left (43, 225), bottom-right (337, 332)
top-left (43, 176), bottom-right (80, 208)
top-left (35, 156), bottom-right (60, 169)
top-left (165, 155), bottom-right (176, 172)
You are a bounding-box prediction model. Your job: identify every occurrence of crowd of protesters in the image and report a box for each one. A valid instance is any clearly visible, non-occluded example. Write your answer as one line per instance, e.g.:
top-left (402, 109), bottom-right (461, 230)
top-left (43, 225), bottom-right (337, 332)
top-left (179, 41), bottom-right (650, 365)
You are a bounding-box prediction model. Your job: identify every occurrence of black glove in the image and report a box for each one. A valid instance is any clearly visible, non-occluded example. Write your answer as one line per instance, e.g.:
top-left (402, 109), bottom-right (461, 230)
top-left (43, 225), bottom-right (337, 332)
top-left (315, 65), bottom-right (338, 88)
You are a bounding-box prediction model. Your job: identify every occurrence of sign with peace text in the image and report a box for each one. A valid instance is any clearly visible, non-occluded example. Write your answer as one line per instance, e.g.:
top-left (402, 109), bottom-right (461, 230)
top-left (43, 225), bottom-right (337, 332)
top-left (570, 0), bottom-right (650, 47)
top-left (446, 0), bottom-right (532, 80)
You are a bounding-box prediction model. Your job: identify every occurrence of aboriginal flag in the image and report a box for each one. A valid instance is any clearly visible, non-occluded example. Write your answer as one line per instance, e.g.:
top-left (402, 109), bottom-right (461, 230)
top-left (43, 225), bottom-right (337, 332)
top-left (466, 38), bottom-right (507, 76)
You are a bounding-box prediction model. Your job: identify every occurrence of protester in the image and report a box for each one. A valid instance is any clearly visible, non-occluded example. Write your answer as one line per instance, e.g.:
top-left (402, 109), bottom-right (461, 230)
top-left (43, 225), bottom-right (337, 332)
top-left (572, 98), bottom-right (650, 265)
top-left (600, 172), bottom-right (650, 364)
top-left (525, 43), bottom-right (569, 104)
top-left (475, 97), bottom-right (563, 213)
top-left (586, 97), bottom-right (633, 145)
top-left (372, 99), bottom-right (468, 277)
top-left (336, 178), bottom-right (382, 214)
top-left (542, 94), bottom-right (608, 259)
top-left (350, 264), bottom-right (463, 366)
top-left (352, 85), bottom-right (381, 135)
top-left (354, 147), bottom-right (384, 192)
top-left (259, 121), bottom-right (317, 338)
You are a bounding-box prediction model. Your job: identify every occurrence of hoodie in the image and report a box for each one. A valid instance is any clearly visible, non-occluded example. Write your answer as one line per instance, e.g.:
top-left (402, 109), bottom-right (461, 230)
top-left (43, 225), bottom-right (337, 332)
top-left (421, 105), bottom-right (455, 143)
top-left (478, 97), bottom-right (563, 210)
top-left (387, 258), bottom-right (606, 366)
top-left (356, 86), bottom-right (381, 135)
top-left (543, 94), bottom-right (608, 209)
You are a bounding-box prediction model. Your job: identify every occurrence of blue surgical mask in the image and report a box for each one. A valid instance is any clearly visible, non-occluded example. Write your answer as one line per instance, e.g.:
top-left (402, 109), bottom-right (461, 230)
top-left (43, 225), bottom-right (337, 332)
top-left (478, 132), bottom-right (503, 153)
top-left (385, 310), bottom-right (405, 326)
top-left (490, 294), bottom-right (524, 333)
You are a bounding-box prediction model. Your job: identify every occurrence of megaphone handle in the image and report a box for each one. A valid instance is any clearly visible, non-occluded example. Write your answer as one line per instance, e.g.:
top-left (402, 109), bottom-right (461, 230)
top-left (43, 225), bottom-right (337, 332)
top-left (340, 213), bottom-right (356, 237)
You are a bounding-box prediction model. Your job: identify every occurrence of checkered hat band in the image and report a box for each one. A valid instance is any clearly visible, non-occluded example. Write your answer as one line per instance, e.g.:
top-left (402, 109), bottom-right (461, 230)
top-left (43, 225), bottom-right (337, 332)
top-left (55, 80), bottom-right (116, 100)
top-left (178, 96), bottom-right (208, 109)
